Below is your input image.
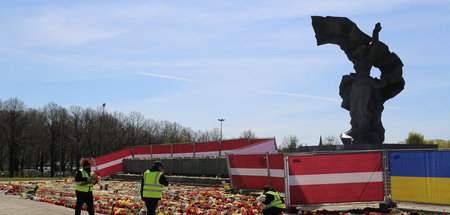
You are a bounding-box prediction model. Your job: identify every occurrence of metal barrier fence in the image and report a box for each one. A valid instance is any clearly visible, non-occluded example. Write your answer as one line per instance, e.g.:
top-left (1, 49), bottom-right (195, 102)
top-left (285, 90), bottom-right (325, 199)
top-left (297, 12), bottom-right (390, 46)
top-left (389, 150), bottom-right (450, 205)
top-left (227, 149), bottom-right (450, 206)
top-left (122, 158), bottom-right (229, 177)
top-left (87, 138), bottom-right (275, 177)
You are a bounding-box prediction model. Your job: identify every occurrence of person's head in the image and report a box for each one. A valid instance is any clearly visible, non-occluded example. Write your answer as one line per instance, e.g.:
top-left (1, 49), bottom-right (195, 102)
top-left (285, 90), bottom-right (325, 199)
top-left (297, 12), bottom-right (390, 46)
top-left (263, 185), bottom-right (272, 193)
top-left (82, 160), bottom-right (91, 170)
top-left (153, 161), bottom-right (164, 171)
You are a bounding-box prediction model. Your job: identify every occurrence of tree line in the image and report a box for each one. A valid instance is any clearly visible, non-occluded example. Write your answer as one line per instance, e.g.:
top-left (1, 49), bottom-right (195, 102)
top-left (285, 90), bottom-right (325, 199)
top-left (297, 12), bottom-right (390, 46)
top-left (0, 98), bottom-right (253, 177)
top-left (403, 132), bottom-right (450, 149)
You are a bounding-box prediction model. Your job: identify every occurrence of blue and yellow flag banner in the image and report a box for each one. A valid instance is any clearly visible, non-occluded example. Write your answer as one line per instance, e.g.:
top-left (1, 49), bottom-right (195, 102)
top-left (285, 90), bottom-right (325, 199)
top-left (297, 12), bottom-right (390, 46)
top-left (390, 151), bottom-right (450, 205)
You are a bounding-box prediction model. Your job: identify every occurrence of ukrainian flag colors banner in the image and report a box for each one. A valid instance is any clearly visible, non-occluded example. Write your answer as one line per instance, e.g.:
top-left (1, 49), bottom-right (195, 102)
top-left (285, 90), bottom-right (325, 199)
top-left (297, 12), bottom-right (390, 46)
top-left (390, 151), bottom-right (450, 205)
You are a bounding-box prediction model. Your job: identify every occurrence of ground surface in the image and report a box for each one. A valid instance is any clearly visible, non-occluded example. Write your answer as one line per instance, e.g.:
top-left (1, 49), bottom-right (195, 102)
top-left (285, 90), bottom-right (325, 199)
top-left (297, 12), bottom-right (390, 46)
top-left (0, 194), bottom-right (93, 215)
top-left (1, 179), bottom-right (450, 214)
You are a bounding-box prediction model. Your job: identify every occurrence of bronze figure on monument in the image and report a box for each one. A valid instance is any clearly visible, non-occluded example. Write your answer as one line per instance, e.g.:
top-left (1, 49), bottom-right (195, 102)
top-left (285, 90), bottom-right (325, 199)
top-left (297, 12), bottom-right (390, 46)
top-left (311, 16), bottom-right (405, 145)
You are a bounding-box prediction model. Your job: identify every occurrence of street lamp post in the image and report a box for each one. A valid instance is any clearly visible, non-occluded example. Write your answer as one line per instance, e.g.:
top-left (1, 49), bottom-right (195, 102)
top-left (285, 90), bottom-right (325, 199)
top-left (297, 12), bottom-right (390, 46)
top-left (60, 122), bottom-right (63, 177)
top-left (100, 103), bottom-right (106, 155)
top-left (218, 118), bottom-right (225, 156)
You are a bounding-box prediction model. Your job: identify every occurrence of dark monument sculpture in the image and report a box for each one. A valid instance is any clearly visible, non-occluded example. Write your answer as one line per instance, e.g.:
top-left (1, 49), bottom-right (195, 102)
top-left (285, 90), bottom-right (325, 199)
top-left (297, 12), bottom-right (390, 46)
top-left (311, 16), bottom-right (405, 145)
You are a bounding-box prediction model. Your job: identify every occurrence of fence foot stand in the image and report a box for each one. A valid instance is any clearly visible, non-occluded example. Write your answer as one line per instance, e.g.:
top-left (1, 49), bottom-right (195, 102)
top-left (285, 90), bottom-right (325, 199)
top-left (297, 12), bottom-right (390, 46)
top-left (379, 201), bottom-right (397, 209)
top-left (283, 206), bottom-right (301, 214)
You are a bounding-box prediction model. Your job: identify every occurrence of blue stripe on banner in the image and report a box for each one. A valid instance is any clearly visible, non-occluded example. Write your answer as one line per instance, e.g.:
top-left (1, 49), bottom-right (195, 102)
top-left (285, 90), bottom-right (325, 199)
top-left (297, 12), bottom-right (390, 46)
top-left (389, 151), bottom-right (450, 178)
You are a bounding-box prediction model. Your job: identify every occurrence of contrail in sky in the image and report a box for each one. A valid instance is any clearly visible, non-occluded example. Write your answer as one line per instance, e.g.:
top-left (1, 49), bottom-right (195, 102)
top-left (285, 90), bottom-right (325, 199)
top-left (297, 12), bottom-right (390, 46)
top-left (139, 72), bottom-right (208, 85)
top-left (259, 89), bottom-right (341, 102)
top-left (138, 72), bottom-right (415, 110)
top-left (139, 72), bottom-right (340, 102)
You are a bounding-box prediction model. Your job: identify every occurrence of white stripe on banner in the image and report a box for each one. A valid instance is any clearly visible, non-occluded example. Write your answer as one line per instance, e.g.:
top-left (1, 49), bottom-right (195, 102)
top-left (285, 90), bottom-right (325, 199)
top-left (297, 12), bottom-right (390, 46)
top-left (172, 153), bottom-right (195, 157)
top-left (134, 154), bottom-right (151, 158)
top-left (289, 172), bottom-right (383, 186)
top-left (97, 155), bottom-right (133, 170)
top-left (230, 168), bottom-right (284, 178)
top-left (151, 153), bottom-right (172, 158)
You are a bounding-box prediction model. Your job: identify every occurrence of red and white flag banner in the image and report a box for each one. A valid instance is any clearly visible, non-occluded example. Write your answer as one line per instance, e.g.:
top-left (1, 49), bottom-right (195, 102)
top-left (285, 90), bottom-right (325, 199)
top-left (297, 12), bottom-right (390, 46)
top-left (228, 154), bottom-right (285, 192)
top-left (287, 152), bottom-right (384, 205)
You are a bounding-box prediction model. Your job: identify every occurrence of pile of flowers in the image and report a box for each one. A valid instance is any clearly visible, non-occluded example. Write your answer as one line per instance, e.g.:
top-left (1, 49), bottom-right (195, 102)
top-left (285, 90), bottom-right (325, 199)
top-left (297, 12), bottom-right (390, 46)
top-left (0, 179), bottom-right (263, 214)
top-left (0, 180), bottom-right (425, 214)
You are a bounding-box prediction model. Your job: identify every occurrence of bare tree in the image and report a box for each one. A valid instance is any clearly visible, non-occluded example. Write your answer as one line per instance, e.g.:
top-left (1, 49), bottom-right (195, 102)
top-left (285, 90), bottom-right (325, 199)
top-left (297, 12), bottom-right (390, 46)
top-left (323, 135), bottom-right (341, 145)
top-left (279, 135), bottom-right (301, 153)
top-left (239, 129), bottom-right (256, 139)
top-left (107, 111), bottom-right (127, 151)
top-left (81, 108), bottom-right (96, 157)
top-left (42, 102), bottom-right (68, 177)
top-left (126, 111), bottom-right (146, 147)
top-left (0, 98), bottom-right (30, 177)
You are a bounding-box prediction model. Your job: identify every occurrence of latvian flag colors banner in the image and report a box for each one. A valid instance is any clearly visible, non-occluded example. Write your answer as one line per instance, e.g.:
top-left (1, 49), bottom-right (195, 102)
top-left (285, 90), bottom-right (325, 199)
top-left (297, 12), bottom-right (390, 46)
top-left (390, 151), bottom-right (450, 205)
top-left (228, 154), bottom-right (285, 192)
top-left (288, 152), bottom-right (384, 205)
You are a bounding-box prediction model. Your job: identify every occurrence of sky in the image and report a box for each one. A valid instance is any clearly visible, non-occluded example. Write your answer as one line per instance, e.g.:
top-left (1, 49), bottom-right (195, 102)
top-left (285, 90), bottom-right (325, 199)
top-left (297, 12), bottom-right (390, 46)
top-left (1, 0), bottom-right (450, 146)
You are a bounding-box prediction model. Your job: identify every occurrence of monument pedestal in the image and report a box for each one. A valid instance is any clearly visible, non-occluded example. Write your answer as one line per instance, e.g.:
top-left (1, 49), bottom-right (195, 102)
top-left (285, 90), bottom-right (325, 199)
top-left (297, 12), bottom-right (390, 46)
top-left (298, 143), bottom-right (437, 152)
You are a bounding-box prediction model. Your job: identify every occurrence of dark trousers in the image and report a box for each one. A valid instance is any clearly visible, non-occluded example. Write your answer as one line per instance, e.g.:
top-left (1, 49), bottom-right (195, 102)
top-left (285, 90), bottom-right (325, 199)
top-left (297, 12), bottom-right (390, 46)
top-left (263, 206), bottom-right (283, 215)
top-left (143, 198), bottom-right (160, 215)
top-left (75, 190), bottom-right (94, 215)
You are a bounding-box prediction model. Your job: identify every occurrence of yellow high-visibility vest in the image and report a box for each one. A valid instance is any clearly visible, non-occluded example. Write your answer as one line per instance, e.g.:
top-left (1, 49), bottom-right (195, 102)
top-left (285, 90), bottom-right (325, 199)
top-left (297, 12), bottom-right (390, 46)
top-left (266, 191), bottom-right (284, 208)
top-left (75, 168), bottom-right (94, 192)
top-left (142, 170), bottom-right (163, 198)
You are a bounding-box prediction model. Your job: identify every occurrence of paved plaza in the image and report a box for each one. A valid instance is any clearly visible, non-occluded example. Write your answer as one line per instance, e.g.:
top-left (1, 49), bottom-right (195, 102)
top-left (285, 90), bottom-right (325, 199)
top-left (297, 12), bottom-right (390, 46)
top-left (0, 194), bottom-right (95, 215)
top-left (2, 193), bottom-right (450, 215)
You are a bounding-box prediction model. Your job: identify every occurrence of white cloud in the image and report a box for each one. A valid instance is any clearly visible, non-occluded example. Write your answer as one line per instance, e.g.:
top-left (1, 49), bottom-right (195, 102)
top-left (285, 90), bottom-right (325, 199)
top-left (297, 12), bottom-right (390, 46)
top-left (21, 9), bottom-right (127, 47)
top-left (13, 0), bottom-right (422, 48)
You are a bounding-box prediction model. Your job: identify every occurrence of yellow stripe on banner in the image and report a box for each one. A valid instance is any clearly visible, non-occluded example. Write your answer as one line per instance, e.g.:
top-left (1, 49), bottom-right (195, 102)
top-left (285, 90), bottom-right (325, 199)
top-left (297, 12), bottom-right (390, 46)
top-left (391, 176), bottom-right (450, 205)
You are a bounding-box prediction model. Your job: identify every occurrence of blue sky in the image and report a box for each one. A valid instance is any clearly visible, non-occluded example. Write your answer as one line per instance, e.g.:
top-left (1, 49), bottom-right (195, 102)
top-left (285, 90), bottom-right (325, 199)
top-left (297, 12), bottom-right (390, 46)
top-left (1, 0), bottom-right (449, 145)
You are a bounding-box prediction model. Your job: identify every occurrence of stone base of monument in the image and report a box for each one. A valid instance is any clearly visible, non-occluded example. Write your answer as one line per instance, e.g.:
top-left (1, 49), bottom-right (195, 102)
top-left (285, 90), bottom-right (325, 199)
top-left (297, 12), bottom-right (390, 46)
top-left (298, 143), bottom-right (437, 152)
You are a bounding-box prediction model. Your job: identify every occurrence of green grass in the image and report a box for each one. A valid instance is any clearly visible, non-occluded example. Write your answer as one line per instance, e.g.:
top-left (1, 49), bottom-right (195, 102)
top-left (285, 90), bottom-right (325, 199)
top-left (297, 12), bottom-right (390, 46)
top-left (0, 177), bottom-right (68, 182)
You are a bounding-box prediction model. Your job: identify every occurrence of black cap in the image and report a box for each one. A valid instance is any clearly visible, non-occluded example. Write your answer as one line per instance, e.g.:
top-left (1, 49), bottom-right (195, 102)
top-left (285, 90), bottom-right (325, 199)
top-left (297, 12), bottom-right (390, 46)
top-left (153, 161), bottom-right (163, 167)
top-left (83, 160), bottom-right (91, 167)
top-left (263, 185), bottom-right (271, 192)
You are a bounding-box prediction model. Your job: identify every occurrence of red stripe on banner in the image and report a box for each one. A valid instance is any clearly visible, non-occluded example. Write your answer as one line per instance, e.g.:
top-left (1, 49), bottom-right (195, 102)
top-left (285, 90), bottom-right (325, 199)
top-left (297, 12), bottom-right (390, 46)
top-left (270, 177), bottom-right (285, 192)
top-left (133, 146), bottom-right (150, 155)
top-left (95, 149), bottom-right (131, 165)
top-left (289, 152), bottom-right (382, 175)
top-left (97, 163), bottom-right (123, 177)
top-left (196, 141), bottom-right (219, 152)
top-left (289, 182), bottom-right (384, 204)
top-left (151, 145), bottom-right (171, 154)
top-left (221, 140), bottom-right (248, 150)
top-left (231, 175), bottom-right (270, 190)
top-left (229, 154), bottom-right (267, 168)
top-left (173, 144), bottom-right (194, 153)
top-left (268, 154), bottom-right (284, 169)
top-left (231, 175), bottom-right (285, 192)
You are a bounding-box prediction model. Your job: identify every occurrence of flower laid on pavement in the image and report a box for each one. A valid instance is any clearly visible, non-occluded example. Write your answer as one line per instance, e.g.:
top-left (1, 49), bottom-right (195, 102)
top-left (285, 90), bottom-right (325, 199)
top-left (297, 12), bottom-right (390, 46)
top-left (0, 180), bottom-right (263, 214)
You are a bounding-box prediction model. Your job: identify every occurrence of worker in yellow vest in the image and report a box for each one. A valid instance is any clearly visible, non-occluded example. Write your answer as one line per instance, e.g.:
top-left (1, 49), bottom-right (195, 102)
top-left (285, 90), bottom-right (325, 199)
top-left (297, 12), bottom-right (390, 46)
top-left (75, 160), bottom-right (97, 215)
top-left (257, 185), bottom-right (284, 215)
top-left (140, 161), bottom-right (169, 215)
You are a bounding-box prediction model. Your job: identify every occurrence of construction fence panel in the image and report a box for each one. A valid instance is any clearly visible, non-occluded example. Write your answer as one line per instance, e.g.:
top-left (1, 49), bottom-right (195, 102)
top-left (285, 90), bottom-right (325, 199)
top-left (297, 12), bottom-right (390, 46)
top-left (123, 158), bottom-right (228, 176)
top-left (133, 146), bottom-right (151, 158)
top-left (172, 143), bottom-right (194, 157)
top-left (389, 151), bottom-right (450, 205)
top-left (287, 152), bottom-right (384, 205)
top-left (228, 154), bottom-right (285, 192)
top-left (95, 148), bottom-right (132, 177)
top-left (195, 141), bottom-right (220, 157)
